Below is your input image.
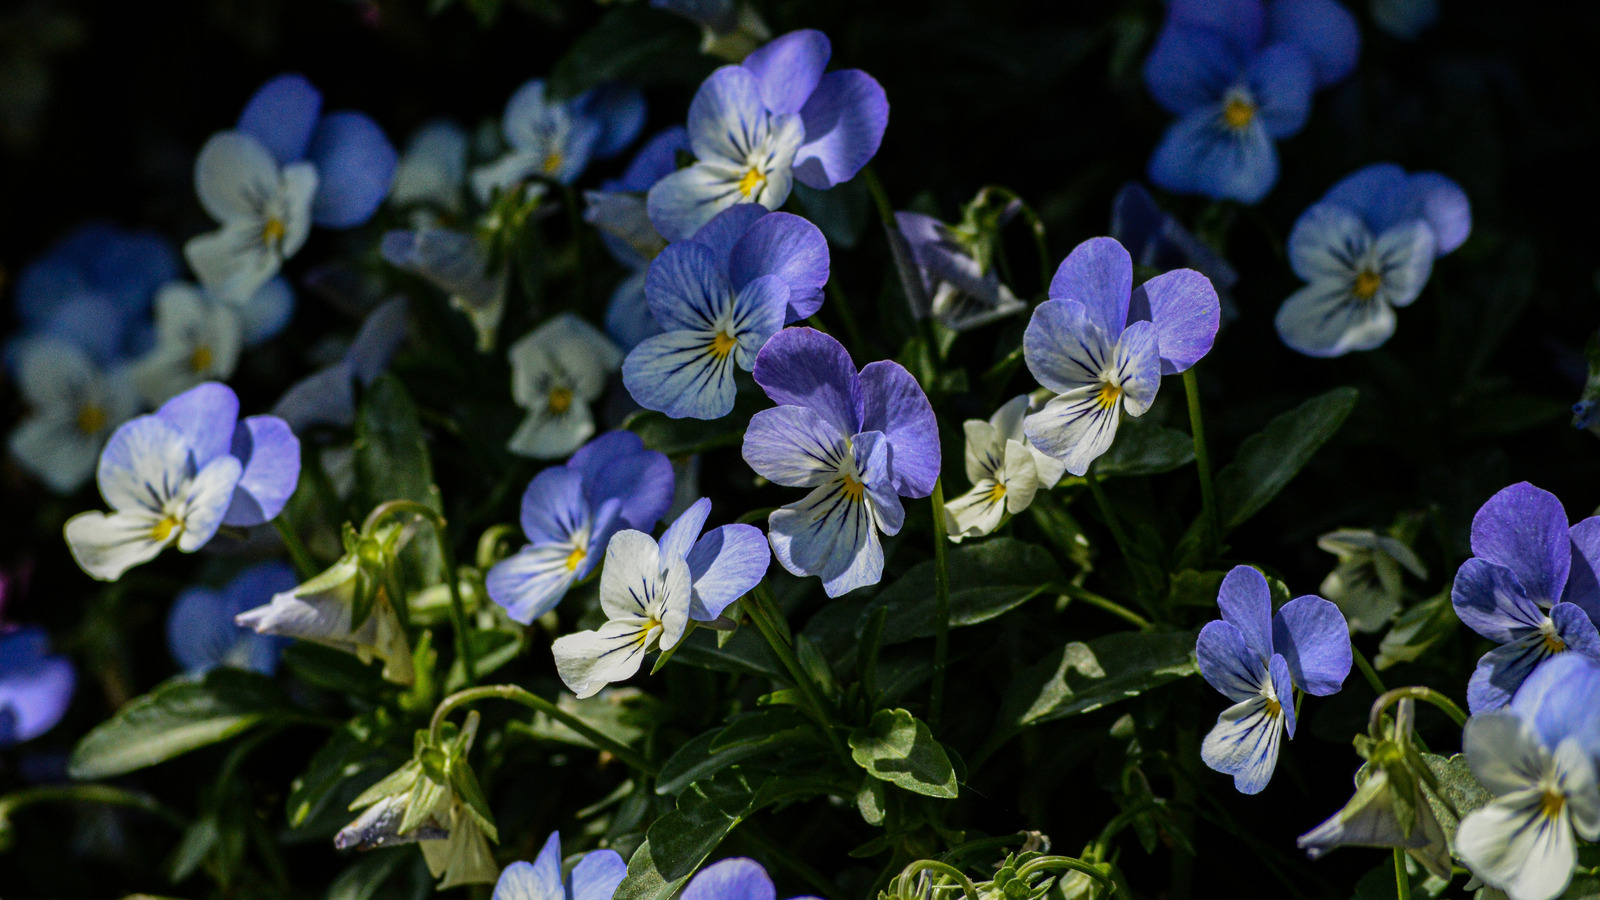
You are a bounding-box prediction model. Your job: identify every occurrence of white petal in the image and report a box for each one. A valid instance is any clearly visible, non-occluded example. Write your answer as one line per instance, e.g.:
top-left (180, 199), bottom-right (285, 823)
top-left (657, 555), bottom-right (694, 651)
top-left (1274, 281), bottom-right (1396, 358)
top-left (944, 480), bottom-right (1008, 541)
top-left (553, 620), bottom-right (655, 699)
top-left (9, 418), bottom-right (101, 495)
top-left (278, 162), bottom-right (317, 257)
top-left (64, 509), bottom-right (171, 581)
top-left (1457, 791), bottom-right (1577, 900)
top-left (1288, 204), bottom-right (1372, 283)
top-left (598, 530), bottom-right (665, 621)
top-left (1000, 439), bottom-right (1040, 514)
top-left (1465, 713), bottom-right (1549, 796)
top-left (961, 418), bottom-right (1004, 485)
top-left (507, 401), bottom-right (594, 460)
top-left (174, 456), bottom-right (245, 552)
top-left (194, 131), bottom-right (280, 223)
top-left (185, 222), bottom-right (281, 303)
top-left (96, 416), bottom-right (191, 514)
top-left (1200, 694), bottom-right (1285, 795)
top-left (1023, 388), bottom-right (1124, 478)
top-left (1371, 220), bottom-right (1435, 308)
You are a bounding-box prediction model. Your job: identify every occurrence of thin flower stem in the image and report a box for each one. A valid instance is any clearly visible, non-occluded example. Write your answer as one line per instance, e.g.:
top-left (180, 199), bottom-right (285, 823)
top-left (862, 166), bottom-right (897, 229)
top-left (1352, 645), bottom-right (1388, 696)
top-left (1394, 848), bottom-right (1411, 900)
top-left (929, 479), bottom-right (954, 729)
top-left (364, 499), bottom-right (478, 685)
top-left (272, 517), bottom-right (319, 579)
top-left (895, 859), bottom-right (981, 900)
top-left (1084, 469), bottom-right (1147, 601)
top-left (0, 784), bottom-right (187, 840)
top-left (1014, 857), bottom-right (1116, 893)
top-left (746, 584), bottom-right (852, 766)
top-left (1055, 583), bottom-right (1153, 631)
top-left (427, 684), bottom-right (657, 775)
top-left (825, 281), bottom-right (871, 354)
top-left (978, 184), bottom-right (1052, 296)
top-left (1368, 686), bottom-right (1468, 735)
top-left (1181, 368), bottom-right (1220, 558)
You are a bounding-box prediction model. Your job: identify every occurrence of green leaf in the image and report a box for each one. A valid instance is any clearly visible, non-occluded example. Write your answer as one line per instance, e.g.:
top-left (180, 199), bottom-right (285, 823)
top-left (999, 630), bottom-right (1197, 728)
top-left (655, 713), bottom-right (821, 797)
top-left (354, 374), bottom-right (437, 511)
top-left (281, 642), bottom-right (388, 698)
top-left (286, 719), bottom-right (394, 830)
top-left (1213, 387), bottom-right (1358, 533)
top-left (68, 670), bottom-right (290, 780)
top-left (1421, 752), bottom-right (1493, 836)
top-left (670, 625), bottom-right (786, 681)
top-left (516, 689), bottom-right (667, 753)
top-left (623, 389), bottom-right (761, 457)
top-left (862, 538), bottom-right (1063, 645)
top-left (548, 6), bottom-right (705, 97)
top-left (707, 708), bottom-right (813, 754)
top-left (848, 708), bottom-right (959, 799)
top-left (615, 838), bottom-right (687, 900)
top-left (1094, 419), bottom-right (1195, 478)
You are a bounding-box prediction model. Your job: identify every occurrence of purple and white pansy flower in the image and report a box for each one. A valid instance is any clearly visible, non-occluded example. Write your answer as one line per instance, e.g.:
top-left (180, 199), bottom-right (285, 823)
top-left (622, 205), bottom-right (829, 419)
top-left (1198, 565), bottom-right (1352, 794)
top-left (491, 831), bottom-right (625, 900)
top-left (552, 498), bottom-right (769, 698)
top-left (679, 857), bottom-right (822, 900)
top-left (486, 431), bottom-right (674, 624)
top-left (64, 383), bottom-right (302, 581)
top-left (1451, 482), bottom-right (1600, 714)
top-left (742, 327), bottom-right (938, 597)
top-left (647, 29), bottom-right (889, 241)
top-left (0, 626), bottom-right (76, 748)
top-left (1022, 236), bottom-right (1220, 476)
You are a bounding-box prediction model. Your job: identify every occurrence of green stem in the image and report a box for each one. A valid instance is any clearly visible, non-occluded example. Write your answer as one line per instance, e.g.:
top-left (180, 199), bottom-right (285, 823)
top-left (929, 478), bottom-right (953, 730)
top-left (1055, 583), bottom-right (1152, 631)
top-left (428, 684), bottom-right (656, 775)
top-left (1014, 857), bottom-right (1116, 894)
top-left (746, 584), bottom-right (852, 766)
top-left (1352, 645), bottom-right (1388, 696)
top-left (365, 499), bottom-right (478, 686)
top-left (0, 784), bottom-right (186, 844)
top-left (894, 859), bottom-right (980, 900)
top-left (978, 185), bottom-right (1052, 295)
top-left (1368, 686), bottom-right (1468, 734)
top-left (1394, 848), bottom-right (1411, 900)
top-left (1084, 469), bottom-right (1149, 602)
top-left (1181, 368), bottom-right (1220, 558)
top-left (825, 281), bottom-right (870, 354)
top-left (273, 517), bottom-right (319, 579)
top-left (861, 166), bottom-right (896, 228)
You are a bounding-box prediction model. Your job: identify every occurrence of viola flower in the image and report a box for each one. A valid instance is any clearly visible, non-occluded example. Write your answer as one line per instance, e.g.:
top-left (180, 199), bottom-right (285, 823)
top-left (9, 222), bottom-right (179, 366)
top-left (895, 211), bottom-right (1026, 332)
top-left (472, 79), bottom-right (645, 201)
top-left (647, 29), bottom-right (889, 241)
top-left (1456, 654), bottom-right (1600, 900)
top-left (0, 626), bottom-right (76, 748)
top-left (1198, 566), bottom-right (1351, 794)
top-left (1317, 528), bottom-right (1428, 634)
top-left (586, 127), bottom-right (691, 350)
top-left (945, 394), bottom-right (1068, 542)
top-left (390, 119), bottom-right (470, 214)
top-left (1275, 163), bottom-right (1470, 357)
top-left (167, 562), bottom-right (296, 675)
top-left (742, 327), bottom-right (938, 597)
top-left (622, 206), bottom-right (828, 419)
top-left (64, 383), bottom-right (302, 581)
top-left (273, 297), bottom-right (409, 432)
top-left (187, 74), bottom-right (398, 301)
top-left (8, 339), bottom-right (138, 494)
top-left (508, 314), bottom-right (623, 459)
top-left (1022, 237), bottom-right (1220, 476)
top-left (382, 228), bottom-right (509, 352)
top-left (129, 281), bottom-right (244, 405)
top-left (487, 432), bottom-right (674, 624)
top-left (679, 857), bottom-right (821, 900)
top-left (1143, 0), bottom-right (1358, 203)
top-left (492, 831), bottom-right (625, 900)
top-left (552, 501), bottom-right (767, 696)
top-left (1450, 483), bottom-right (1600, 713)
top-left (1110, 182), bottom-right (1238, 300)
top-left (236, 522), bottom-right (414, 685)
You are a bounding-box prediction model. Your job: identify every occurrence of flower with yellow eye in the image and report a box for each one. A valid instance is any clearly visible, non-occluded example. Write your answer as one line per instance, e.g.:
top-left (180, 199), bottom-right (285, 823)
top-left (472, 79), bottom-right (645, 202)
top-left (507, 314), bottom-right (622, 460)
top-left (945, 395), bottom-right (1067, 542)
top-left (129, 282), bottom-right (244, 406)
top-left (8, 339), bottom-right (138, 495)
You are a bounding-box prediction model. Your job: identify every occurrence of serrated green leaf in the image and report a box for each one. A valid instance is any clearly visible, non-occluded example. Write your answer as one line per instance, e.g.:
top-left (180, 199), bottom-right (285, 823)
top-left (848, 708), bottom-right (958, 799)
top-left (1213, 387), bottom-right (1359, 533)
top-left (68, 670), bottom-right (290, 780)
top-left (862, 538), bottom-right (1063, 645)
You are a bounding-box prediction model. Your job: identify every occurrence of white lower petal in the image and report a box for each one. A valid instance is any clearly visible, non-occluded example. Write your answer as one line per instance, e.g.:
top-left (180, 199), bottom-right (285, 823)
top-left (768, 481), bottom-right (883, 598)
top-left (174, 456), bottom-right (245, 552)
top-left (944, 480), bottom-right (1008, 541)
top-left (553, 619), bottom-right (656, 699)
top-left (64, 509), bottom-right (172, 581)
top-left (1200, 694), bottom-right (1285, 795)
top-left (1457, 790), bottom-right (1577, 900)
top-left (1275, 281), bottom-right (1397, 358)
top-left (507, 403), bottom-right (594, 460)
top-left (185, 222), bottom-right (281, 303)
top-left (1023, 388), bottom-right (1124, 477)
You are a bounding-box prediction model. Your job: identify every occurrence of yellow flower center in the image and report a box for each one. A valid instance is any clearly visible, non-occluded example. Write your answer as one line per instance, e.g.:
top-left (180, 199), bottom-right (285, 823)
top-left (547, 386), bottom-right (574, 415)
top-left (1543, 629), bottom-right (1568, 653)
top-left (261, 217), bottom-right (287, 247)
top-left (76, 404), bottom-right (108, 435)
top-left (1265, 697), bottom-right (1282, 717)
top-left (150, 515), bottom-right (183, 543)
top-left (737, 166), bottom-right (766, 198)
top-left (190, 345), bottom-right (214, 373)
top-left (565, 545), bottom-right (586, 572)
top-left (1353, 269), bottom-right (1382, 300)
top-left (987, 482), bottom-right (1007, 503)
top-left (841, 473), bottom-right (866, 502)
top-left (1095, 382), bottom-right (1123, 410)
top-left (1541, 789), bottom-right (1566, 819)
top-left (542, 152), bottom-right (564, 175)
top-left (1223, 96), bottom-right (1256, 130)
top-left (710, 330), bottom-right (738, 359)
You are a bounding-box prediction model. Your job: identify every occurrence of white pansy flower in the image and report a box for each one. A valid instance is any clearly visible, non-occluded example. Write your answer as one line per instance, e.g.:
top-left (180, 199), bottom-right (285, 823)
top-left (1317, 528), bottom-right (1428, 634)
top-left (184, 131), bottom-right (317, 302)
top-left (551, 530), bottom-right (691, 699)
top-left (8, 340), bottom-right (138, 494)
top-left (130, 282), bottom-right (244, 405)
top-left (507, 314), bottom-right (622, 459)
top-left (390, 119), bottom-right (469, 214)
top-left (944, 395), bottom-right (1068, 541)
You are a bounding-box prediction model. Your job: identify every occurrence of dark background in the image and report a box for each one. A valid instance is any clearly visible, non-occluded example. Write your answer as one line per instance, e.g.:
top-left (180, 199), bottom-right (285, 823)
top-left (2, 0), bottom-right (1597, 897)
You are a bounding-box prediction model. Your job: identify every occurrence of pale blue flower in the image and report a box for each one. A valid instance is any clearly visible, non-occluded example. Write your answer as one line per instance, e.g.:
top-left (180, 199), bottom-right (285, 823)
top-left (167, 562), bottom-right (296, 675)
top-left (472, 80), bottom-right (645, 201)
top-left (493, 831), bottom-right (625, 900)
top-left (9, 338), bottom-right (139, 494)
top-left (679, 857), bottom-right (822, 900)
top-left (0, 626), bottom-right (76, 748)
